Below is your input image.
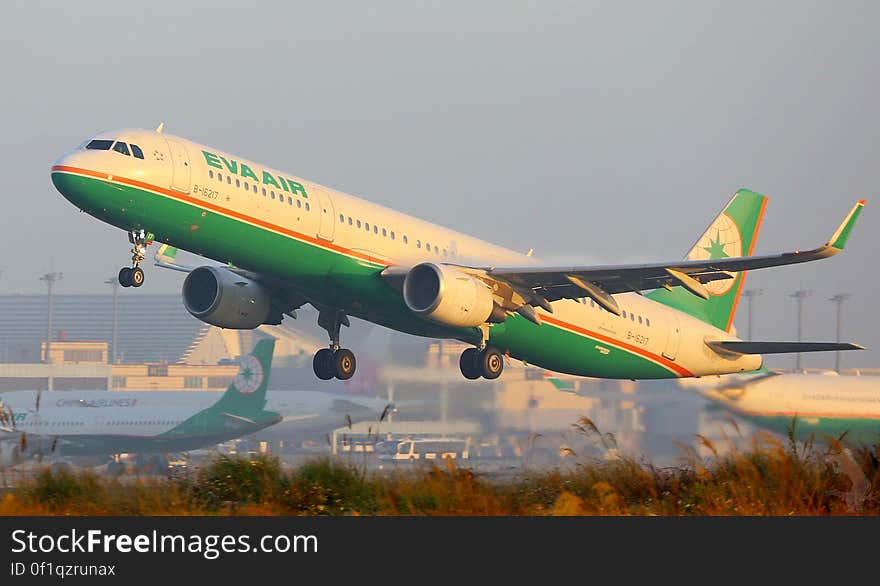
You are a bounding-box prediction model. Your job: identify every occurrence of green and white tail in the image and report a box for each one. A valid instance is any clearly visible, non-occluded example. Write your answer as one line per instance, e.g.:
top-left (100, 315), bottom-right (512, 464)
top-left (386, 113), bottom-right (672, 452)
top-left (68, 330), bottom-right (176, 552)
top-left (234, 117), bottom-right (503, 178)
top-left (647, 189), bottom-right (768, 333)
top-left (211, 338), bottom-right (275, 414)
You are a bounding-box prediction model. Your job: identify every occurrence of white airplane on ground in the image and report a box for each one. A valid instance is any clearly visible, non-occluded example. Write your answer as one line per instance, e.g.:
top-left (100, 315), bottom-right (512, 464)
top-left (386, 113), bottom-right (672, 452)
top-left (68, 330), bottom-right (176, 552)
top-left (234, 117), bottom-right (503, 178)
top-left (0, 340), bottom-right (281, 469)
top-left (51, 127), bottom-right (865, 382)
top-left (679, 370), bottom-right (880, 445)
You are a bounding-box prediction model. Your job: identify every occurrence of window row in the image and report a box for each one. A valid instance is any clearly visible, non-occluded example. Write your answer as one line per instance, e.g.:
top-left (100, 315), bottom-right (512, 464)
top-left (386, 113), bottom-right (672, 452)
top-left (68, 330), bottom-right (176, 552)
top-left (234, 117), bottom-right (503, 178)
top-left (336, 213), bottom-right (460, 258)
top-left (578, 297), bottom-right (651, 326)
top-left (208, 169), bottom-right (310, 211)
top-left (85, 139), bottom-right (145, 159)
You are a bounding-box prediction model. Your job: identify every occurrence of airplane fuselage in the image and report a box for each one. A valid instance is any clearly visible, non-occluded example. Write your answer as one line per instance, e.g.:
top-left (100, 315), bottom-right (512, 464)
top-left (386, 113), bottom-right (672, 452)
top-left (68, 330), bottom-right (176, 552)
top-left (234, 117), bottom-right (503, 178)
top-left (51, 129), bottom-right (762, 380)
top-left (0, 390), bottom-right (280, 457)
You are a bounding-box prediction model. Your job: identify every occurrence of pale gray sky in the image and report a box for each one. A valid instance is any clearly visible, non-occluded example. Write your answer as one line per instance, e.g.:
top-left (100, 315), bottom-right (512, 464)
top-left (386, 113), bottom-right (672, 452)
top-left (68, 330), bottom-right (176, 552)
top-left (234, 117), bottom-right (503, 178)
top-left (1, 1), bottom-right (877, 368)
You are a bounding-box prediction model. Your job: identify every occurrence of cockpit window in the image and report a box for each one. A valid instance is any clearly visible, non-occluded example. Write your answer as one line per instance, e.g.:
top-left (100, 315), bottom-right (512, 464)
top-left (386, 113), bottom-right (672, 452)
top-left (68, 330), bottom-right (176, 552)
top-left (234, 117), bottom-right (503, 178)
top-left (113, 142), bottom-right (131, 156)
top-left (85, 139), bottom-right (114, 150)
top-left (130, 144), bottom-right (144, 159)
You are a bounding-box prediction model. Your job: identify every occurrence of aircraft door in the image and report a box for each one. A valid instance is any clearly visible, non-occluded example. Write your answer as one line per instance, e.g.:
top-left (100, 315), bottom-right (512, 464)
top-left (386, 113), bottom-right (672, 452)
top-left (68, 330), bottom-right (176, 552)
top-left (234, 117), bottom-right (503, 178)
top-left (662, 311), bottom-right (681, 361)
top-left (166, 139), bottom-right (191, 193)
top-left (314, 187), bottom-right (335, 241)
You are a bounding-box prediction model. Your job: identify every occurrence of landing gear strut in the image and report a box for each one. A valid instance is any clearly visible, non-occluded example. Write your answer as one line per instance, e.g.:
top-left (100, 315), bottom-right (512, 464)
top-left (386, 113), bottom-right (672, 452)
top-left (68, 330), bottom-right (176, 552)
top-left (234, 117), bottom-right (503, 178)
top-left (118, 229), bottom-right (151, 288)
top-left (313, 309), bottom-right (357, 380)
top-left (460, 346), bottom-right (504, 380)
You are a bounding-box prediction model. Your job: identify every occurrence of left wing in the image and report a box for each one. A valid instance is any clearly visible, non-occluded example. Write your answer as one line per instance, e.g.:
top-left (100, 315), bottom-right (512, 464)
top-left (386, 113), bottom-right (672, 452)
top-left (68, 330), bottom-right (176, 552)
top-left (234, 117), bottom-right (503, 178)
top-left (459, 200), bottom-right (864, 317)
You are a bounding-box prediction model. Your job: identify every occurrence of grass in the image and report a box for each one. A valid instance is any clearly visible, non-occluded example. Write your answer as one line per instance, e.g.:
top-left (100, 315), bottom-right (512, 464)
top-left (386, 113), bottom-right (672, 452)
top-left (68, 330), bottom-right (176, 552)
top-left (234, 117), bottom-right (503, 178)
top-left (1, 420), bottom-right (878, 515)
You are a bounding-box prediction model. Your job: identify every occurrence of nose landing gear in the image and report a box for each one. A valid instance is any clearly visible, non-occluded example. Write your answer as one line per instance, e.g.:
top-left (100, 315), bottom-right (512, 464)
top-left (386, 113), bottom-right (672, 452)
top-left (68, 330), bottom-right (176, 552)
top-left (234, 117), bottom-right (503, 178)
top-left (118, 230), bottom-right (151, 288)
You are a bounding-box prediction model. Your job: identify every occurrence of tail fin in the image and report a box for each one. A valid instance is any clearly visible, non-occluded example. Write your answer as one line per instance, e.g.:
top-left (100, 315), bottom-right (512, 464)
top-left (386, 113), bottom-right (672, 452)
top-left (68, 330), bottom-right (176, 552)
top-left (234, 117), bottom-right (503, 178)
top-left (211, 338), bottom-right (275, 414)
top-left (647, 189), bottom-right (768, 332)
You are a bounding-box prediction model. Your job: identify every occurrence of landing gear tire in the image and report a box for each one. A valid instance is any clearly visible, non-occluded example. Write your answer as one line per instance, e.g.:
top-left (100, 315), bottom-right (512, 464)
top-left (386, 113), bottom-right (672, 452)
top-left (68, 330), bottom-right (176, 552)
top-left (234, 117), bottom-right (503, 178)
top-left (459, 348), bottom-right (481, 380)
top-left (480, 347), bottom-right (504, 379)
top-left (313, 348), bottom-right (335, 380)
top-left (118, 267), bottom-right (133, 287)
top-left (333, 348), bottom-right (356, 380)
top-left (130, 266), bottom-right (145, 287)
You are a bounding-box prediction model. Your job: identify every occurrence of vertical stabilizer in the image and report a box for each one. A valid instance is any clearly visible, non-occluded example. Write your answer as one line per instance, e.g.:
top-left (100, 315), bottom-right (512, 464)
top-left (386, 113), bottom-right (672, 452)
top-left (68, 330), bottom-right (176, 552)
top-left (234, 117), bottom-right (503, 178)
top-left (647, 189), bottom-right (768, 332)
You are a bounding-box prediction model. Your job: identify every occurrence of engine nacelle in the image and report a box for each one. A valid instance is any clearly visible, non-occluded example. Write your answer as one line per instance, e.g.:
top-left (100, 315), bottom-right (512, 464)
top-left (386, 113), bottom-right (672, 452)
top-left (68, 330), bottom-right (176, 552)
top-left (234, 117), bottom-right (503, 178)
top-left (182, 266), bottom-right (271, 329)
top-left (403, 263), bottom-right (495, 328)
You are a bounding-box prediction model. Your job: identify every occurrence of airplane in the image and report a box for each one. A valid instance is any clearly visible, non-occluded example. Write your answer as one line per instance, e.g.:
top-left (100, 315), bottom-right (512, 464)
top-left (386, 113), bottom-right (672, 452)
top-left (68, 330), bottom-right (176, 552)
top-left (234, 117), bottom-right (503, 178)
top-left (0, 340), bottom-right (281, 469)
top-left (50, 127), bottom-right (866, 382)
top-left (678, 370), bottom-right (880, 445)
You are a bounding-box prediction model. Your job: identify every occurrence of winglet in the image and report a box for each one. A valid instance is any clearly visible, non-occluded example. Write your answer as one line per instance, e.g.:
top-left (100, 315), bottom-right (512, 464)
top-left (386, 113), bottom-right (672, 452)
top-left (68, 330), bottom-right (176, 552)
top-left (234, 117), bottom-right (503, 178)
top-left (827, 200), bottom-right (865, 251)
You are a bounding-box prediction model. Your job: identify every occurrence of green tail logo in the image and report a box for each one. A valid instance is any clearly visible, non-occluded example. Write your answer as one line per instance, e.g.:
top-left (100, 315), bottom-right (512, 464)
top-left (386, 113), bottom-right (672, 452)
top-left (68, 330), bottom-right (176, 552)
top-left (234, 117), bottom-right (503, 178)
top-left (647, 189), bottom-right (768, 332)
top-left (212, 338), bottom-right (275, 414)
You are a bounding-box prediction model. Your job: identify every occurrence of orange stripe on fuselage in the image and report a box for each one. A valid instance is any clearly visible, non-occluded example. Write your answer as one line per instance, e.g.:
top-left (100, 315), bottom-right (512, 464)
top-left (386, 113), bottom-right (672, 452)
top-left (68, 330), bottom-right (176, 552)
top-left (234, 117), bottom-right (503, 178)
top-left (51, 165), bottom-right (390, 268)
top-left (725, 195), bottom-right (768, 333)
top-left (540, 314), bottom-right (693, 377)
top-left (54, 165), bottom-right (694, 378)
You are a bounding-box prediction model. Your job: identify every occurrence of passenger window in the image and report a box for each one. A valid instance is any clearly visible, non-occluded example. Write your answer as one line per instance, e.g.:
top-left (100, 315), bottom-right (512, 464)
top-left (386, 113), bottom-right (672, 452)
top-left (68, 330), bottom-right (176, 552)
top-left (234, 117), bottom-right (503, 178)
top-left (374, 225), bottom-right (378, 234)
top-left (416, 240), bottom-right (421, 248)
top-left (130, 144), bottom-right (144, 159)
top-left (227, 176), bottom-right (231, 184)
top-left (339, 214), bottom-right (345, 223)
top-left (434, 245), bottom-right (439, 254)
top-left (357, 220), bottom-right (361, 228)
top-left (297, 200), bottom-right (302, 208)
top-left (287, 197), bottom-right (292, 205)
top-left (217, 173), bottom-right (223, 182)
top-left (390, 231), bottom-right (395, 240)
top-left (631, 313), bottom-right (635, 321)
top-left (253, 184), bottom-right (257, 193)
top-left (638, 316), bottom-right (642, 324)
top-left (622, 310), bottom-right (627, 319)
top-left (85, 139), bottom-right (114, 150)
top-left (271, 191), bottom-right (275, 200)
top-left (403, 235), bottom-right (408, 244)
top-left (209, 170), bottom-right (214, 179)
top-left (646, 318), bottom-right (651, 327)
top-left (305, 202), bottom-right (310, 211)
top-left (365, 222), bottom-right (370, 231)
top-left (382, 228), bottom-right (387, 237)
top-left (244, 182), bottom-right (249, 190)
top-left (262, 188), bottom-right (266, 196)
top-left (113, 142), bottom-right (131, 156)
top-left (235, 179), bottom-right (240, 188)
top-left (426, 242), bottom-right (430, 251)
top-left (348, 217), bottom-right (352, 225)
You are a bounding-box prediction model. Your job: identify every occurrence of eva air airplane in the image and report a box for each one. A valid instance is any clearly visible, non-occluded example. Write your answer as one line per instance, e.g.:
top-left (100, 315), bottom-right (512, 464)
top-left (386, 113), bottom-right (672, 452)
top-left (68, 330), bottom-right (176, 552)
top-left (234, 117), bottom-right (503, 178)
top-left (50, 127), bottom-right (865, 382)
top-left (0, 340), bottom-right (281, 467)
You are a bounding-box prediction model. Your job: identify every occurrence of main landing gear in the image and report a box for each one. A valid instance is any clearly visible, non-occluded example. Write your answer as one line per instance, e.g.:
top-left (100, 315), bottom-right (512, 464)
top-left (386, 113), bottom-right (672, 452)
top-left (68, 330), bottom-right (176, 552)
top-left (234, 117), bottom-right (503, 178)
top-left (118, 229), bottom-right (151, 288)
top-left (459, 346), bottom-right (504, 380)
top-left (312, 309), bottom-right (357, 380)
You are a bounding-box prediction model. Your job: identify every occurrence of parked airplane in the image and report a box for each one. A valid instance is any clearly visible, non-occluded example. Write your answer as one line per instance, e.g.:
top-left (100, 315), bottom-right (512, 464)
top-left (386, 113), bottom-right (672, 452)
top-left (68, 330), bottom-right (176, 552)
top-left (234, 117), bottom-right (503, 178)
top-left (51, 127), bottom-right (865, 382)
top-left (679, 371), bottom-right (880, 445)
top-left (0, 340), bottom-right (281, 468)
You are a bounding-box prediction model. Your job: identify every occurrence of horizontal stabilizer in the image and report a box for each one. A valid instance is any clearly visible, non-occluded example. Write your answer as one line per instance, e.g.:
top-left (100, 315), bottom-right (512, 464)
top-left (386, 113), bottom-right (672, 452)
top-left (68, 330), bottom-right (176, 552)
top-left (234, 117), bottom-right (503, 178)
top-left (706, 340), bottom-right (865, 355)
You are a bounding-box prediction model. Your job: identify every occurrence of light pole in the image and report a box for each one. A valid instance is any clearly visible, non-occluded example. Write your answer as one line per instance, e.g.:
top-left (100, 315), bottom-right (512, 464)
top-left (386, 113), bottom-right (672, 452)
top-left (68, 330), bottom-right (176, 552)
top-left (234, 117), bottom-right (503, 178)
top-left (741, 289), bottom-right (762, 340)
top-left (105, 276), bottom-right (120, 365)
top-left (39, 272), bottom-right (63, 365)
top-left (789, 288), bottom-right (812, 372)
top-left (829, 293), bottom-right (852, 373)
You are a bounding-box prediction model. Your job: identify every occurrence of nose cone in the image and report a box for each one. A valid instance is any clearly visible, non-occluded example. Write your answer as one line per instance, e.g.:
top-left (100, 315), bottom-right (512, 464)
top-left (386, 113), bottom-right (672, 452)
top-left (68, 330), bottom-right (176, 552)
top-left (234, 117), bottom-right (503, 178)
top-left (50, 149), bottom-right (104, 210)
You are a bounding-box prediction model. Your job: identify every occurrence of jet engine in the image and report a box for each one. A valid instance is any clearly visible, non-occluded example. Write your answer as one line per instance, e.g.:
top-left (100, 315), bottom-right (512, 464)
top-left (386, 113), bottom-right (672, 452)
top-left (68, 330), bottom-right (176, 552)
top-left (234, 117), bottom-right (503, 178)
top-left (182, 266), bottom-right (272, 329)
top-left (403, 262), bottom-right (498, 328)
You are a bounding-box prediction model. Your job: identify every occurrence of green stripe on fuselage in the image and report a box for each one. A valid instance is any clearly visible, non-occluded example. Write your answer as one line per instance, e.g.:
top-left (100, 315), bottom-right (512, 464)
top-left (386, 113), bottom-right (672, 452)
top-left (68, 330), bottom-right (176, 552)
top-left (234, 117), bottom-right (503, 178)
top-left (741, 414), bottom-right (880, 446)
top-left (51, 171), bottom-right (473, 343)
top-left (52, 171), bottom-right (682, 380)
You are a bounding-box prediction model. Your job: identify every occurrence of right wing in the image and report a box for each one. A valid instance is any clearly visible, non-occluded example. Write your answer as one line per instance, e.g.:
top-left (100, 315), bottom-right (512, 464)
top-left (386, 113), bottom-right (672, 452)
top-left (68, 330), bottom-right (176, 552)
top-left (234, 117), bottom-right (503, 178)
top-left (453, 200), bottom-right (865, 317)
